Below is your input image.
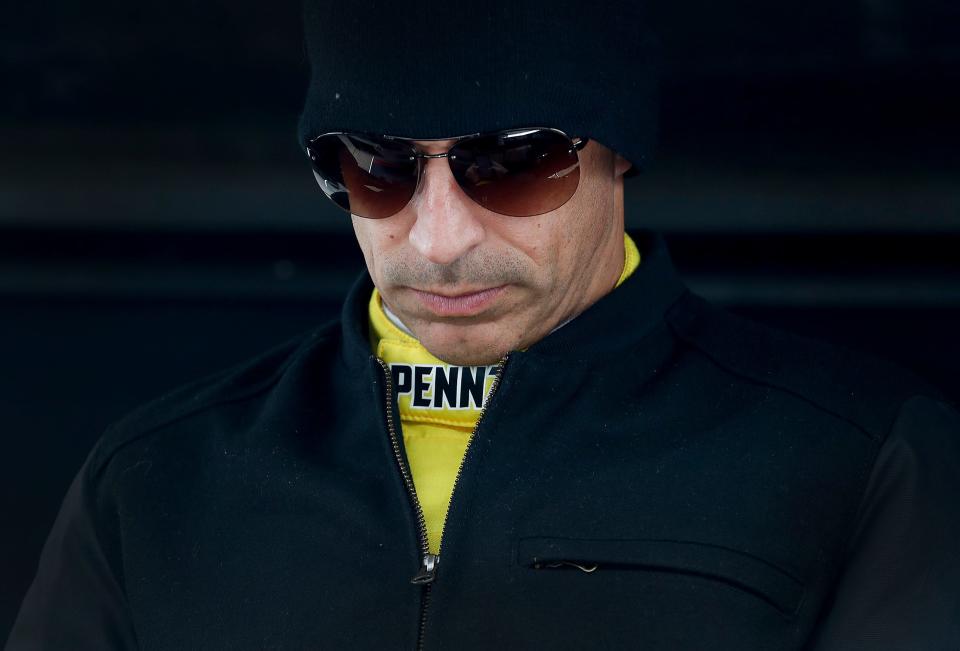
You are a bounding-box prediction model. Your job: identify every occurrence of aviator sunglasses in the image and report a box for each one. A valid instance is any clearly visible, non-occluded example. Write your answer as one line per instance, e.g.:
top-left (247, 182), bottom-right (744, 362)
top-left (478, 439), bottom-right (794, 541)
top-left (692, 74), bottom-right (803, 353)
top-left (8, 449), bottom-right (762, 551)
top-left (305, 127), bottom-right (589, 219)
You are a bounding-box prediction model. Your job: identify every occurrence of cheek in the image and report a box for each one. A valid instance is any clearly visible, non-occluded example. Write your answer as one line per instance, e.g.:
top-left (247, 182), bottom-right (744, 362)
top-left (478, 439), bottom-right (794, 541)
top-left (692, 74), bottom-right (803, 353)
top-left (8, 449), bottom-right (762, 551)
top-left (500, 220), bottom-right (560, 283)
top-left (350, 218), bottom-right (373, 261)
top-left (351, 218), bottom-right (388, 283)
top-left (352, 217), bottom-right (416, 287)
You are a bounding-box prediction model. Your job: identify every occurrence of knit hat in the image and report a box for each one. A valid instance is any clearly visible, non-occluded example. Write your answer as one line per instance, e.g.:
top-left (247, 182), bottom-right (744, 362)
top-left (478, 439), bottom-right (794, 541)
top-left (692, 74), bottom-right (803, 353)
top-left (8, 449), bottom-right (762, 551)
top-left (297, 0), bottom-right (661, 175)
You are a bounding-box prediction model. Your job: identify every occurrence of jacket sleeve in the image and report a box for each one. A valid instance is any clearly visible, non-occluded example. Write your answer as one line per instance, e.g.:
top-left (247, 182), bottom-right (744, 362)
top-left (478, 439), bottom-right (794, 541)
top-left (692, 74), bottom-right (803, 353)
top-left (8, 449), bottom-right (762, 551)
top-left (807, 394), bottom-right (960, 650)
top-left (5, 442), bottom-right (139, 651)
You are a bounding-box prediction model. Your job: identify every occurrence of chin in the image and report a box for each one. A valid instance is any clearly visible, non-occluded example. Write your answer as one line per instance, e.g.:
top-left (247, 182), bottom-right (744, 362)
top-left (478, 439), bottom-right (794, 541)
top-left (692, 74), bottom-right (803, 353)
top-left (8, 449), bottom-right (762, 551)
top-left (407, 314), bottom-right (531, 366)
top-left (418, 332), bottom-right (509, 367)
top-left (424, 345), bottom-right (506, 367)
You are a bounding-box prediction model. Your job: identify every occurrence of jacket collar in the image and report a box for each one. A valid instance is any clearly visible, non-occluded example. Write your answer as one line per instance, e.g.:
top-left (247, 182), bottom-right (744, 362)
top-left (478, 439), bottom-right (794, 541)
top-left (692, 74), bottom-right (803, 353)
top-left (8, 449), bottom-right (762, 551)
top-left (339, 229), bottom-right (688, 371)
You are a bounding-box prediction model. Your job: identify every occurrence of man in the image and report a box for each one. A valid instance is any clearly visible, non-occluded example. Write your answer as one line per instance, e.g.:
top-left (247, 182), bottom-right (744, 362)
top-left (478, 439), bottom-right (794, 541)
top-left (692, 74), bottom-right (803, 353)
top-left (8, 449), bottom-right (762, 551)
top-left (8, 1), bottom-right (960, 649)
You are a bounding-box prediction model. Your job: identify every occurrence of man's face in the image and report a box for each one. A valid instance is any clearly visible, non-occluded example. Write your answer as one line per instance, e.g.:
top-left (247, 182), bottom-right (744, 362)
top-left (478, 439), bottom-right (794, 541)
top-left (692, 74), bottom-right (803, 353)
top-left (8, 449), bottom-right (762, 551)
top-left (352, 136), bottom-right (632, 366)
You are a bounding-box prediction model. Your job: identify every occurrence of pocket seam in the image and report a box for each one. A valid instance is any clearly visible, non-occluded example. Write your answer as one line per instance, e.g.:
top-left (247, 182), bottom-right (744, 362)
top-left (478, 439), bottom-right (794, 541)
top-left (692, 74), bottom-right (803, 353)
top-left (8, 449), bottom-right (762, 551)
top-left (516, 535), bottom-right (806, 617)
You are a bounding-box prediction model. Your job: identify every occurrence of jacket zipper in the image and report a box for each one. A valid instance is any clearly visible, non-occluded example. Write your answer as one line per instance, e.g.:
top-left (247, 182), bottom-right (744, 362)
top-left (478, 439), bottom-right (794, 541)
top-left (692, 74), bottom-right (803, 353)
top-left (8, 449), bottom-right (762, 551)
top-left (376, 354), bottom-right (510, 651)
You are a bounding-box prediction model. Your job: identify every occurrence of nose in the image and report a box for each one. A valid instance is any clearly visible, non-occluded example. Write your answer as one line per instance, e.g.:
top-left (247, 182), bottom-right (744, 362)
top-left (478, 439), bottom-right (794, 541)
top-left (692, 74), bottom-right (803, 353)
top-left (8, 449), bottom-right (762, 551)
top-left (406, 157), bottom-right (486, 266)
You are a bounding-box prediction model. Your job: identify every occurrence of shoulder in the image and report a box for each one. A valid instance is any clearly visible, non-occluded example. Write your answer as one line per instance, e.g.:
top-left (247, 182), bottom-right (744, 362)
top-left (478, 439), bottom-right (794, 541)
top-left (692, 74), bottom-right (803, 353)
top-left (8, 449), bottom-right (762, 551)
top-left (885, 393), bottom-right (960, 464)
top-left (664, 291), bottom-right (949, 444)
top-left (86, 318), bottom-right (343, 477)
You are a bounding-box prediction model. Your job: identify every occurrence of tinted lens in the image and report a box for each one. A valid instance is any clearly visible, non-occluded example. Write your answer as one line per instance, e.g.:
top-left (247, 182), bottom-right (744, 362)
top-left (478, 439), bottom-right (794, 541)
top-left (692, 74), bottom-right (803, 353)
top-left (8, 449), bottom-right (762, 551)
top-left (307, 134), bottom-right (419, 219)
top-left (448, 129), bottom-right (581, 217)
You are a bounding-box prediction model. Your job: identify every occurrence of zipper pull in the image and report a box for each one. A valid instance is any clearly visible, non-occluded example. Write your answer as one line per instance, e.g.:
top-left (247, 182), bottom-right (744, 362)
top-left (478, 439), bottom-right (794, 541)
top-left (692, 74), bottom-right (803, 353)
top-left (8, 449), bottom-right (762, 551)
top-left (410, 553), bottom-right (438, 584)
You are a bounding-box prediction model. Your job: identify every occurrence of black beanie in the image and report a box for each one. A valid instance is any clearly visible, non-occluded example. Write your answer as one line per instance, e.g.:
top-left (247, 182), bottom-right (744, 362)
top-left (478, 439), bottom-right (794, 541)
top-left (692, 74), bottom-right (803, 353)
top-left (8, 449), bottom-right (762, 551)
top-left (297, 0), bottom-right (661, 175)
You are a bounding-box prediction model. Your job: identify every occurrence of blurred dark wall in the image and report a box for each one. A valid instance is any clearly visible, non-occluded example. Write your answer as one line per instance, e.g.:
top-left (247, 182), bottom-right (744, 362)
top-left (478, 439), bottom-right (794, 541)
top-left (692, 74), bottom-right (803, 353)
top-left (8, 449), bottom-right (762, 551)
top-left (2, 0), bottom-right (958, 639)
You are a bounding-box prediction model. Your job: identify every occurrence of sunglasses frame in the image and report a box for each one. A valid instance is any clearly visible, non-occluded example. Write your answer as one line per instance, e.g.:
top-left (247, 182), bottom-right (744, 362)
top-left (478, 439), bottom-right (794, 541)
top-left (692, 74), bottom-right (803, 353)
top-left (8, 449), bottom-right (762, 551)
top-left (305, 126), bottom-right (590, 219)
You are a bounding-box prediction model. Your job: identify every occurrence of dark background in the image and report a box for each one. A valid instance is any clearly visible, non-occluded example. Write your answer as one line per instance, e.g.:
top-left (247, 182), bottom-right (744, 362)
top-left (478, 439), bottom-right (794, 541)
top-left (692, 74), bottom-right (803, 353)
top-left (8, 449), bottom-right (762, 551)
top-left (2, 0), bottom-right (958, 640)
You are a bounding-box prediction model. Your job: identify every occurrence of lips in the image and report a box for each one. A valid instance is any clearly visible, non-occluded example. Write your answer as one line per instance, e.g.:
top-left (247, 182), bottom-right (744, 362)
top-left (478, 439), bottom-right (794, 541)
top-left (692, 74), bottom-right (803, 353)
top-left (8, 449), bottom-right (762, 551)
top-left (410, 285), bottom-right (507, 317)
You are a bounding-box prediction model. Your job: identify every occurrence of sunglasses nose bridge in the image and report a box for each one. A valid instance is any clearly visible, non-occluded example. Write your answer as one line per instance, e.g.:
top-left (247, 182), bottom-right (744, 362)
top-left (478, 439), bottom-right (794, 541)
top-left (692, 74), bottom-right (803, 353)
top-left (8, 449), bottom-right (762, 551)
top-left (410, 151), bottom-right (471, 211)
top-left (406, 154), bottom-right (486, 265)
top-left (411, 150), bottom-right (460, 200)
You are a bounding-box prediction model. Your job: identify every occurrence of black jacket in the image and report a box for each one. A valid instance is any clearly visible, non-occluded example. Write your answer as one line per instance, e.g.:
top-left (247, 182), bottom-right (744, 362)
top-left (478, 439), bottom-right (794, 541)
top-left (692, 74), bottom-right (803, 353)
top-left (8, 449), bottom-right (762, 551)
top-left (8, 231), bottom-right (960, 650)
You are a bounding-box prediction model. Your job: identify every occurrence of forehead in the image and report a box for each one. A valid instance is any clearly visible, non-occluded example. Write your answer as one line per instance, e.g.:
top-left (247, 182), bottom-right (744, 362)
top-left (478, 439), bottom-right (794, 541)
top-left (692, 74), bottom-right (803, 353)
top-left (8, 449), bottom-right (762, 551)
top-left (407, 137), bottom-right (459, 152)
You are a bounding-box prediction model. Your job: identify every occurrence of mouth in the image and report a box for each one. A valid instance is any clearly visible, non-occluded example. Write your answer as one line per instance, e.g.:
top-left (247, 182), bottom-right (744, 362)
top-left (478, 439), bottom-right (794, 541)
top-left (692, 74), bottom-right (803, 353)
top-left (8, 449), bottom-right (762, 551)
top-left (409, 285), bottom-right (507, 317)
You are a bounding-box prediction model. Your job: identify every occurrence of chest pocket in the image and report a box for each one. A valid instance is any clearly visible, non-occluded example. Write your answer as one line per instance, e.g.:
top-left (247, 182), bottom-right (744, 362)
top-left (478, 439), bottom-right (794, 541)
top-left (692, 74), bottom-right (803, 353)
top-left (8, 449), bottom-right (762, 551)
top-left (516, 536), bottom-right (805, 616)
